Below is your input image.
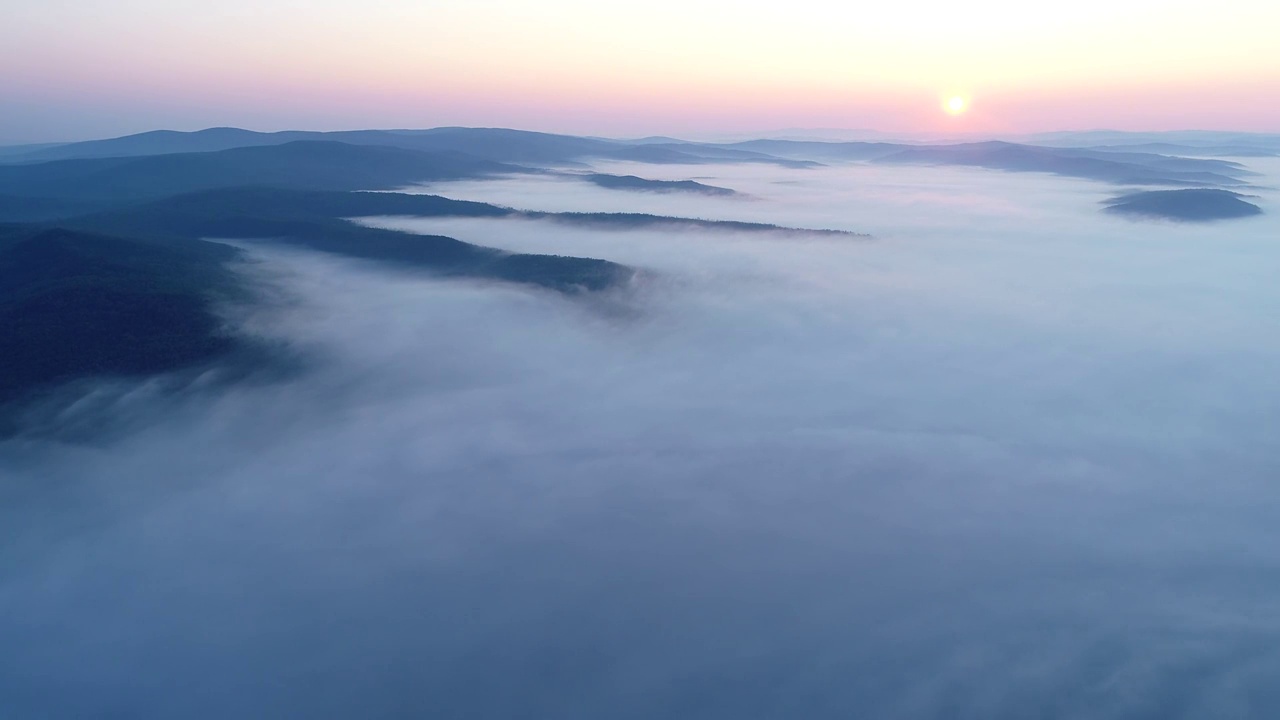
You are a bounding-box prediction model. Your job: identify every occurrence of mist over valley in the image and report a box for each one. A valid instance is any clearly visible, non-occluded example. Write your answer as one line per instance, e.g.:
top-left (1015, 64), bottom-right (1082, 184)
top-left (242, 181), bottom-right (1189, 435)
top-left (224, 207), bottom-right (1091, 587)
top-left (2, 125), bottom-right (1279, 717)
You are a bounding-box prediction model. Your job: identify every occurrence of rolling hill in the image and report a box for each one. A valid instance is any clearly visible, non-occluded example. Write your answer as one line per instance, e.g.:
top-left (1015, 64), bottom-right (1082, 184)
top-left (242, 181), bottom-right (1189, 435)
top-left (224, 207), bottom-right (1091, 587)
top-left (1103, 188), bottom-right (1264, 221)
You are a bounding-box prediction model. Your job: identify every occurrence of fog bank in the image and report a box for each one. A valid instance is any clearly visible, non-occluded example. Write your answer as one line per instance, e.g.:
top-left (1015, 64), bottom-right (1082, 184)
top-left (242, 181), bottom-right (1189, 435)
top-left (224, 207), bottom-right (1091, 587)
top-left (3, 161), bottom-right (1280, 718)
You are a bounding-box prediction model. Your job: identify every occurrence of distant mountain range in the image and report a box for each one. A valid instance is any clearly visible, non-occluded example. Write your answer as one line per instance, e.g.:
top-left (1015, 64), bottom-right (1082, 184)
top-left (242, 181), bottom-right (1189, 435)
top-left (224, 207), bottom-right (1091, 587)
top-left (1024, 129), bottom-right (1280, 154)
top-left (0, 124), bottom-right (1266, 422)
top-left (723, 139), bottom-right (1255, 186)
top-left (0, 127), bottom-right (1260, 186)
top-left (0, 135), bottom-right (633, 418)
top-left (0, 127), bottom-right (813, 168)
top-left (0, 165), bottom-right (851, 419)
top-left (0, 141), bottom-right (522, 210)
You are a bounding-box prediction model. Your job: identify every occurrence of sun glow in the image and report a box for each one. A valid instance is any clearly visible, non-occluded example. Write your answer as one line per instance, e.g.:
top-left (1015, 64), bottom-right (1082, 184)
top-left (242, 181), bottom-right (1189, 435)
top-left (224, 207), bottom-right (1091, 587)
top-left (945, 95), bottom-right (969, 115)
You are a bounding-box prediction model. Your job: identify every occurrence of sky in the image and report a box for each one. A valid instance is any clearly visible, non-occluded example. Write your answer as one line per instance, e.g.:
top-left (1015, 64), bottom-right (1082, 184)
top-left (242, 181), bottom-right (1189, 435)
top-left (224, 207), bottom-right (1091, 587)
top-left (2, 0), bottom-right (1279, 143)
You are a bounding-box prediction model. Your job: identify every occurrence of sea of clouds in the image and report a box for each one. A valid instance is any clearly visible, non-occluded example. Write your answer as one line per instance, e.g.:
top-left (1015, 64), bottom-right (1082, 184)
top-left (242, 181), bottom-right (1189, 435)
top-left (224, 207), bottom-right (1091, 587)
top-left (3, 159), bottom-right (1280, 718)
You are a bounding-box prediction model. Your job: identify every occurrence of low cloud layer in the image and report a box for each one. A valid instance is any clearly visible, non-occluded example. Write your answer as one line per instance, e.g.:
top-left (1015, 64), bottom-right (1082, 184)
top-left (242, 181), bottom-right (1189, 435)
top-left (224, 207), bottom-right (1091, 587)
top-left (3, 161), bottom-right (1280, 718)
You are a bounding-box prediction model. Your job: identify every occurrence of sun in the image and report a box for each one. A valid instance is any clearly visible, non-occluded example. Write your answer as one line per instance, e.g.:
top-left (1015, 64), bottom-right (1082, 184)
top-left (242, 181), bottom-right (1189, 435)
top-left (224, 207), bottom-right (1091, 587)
top-left (945, 95), bottom-right (969, 115)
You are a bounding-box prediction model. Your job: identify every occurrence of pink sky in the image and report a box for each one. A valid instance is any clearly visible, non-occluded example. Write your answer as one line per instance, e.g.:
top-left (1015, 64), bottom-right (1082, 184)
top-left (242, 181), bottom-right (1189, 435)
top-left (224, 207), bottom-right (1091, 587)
top-left (3, 0), bottom-right (1278, 143)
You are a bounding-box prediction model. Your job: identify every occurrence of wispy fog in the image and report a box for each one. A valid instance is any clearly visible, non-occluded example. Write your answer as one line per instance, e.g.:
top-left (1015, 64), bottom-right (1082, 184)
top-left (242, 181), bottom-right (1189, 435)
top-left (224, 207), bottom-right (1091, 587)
top-left (3, 161), bottom-right (1280, 718)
